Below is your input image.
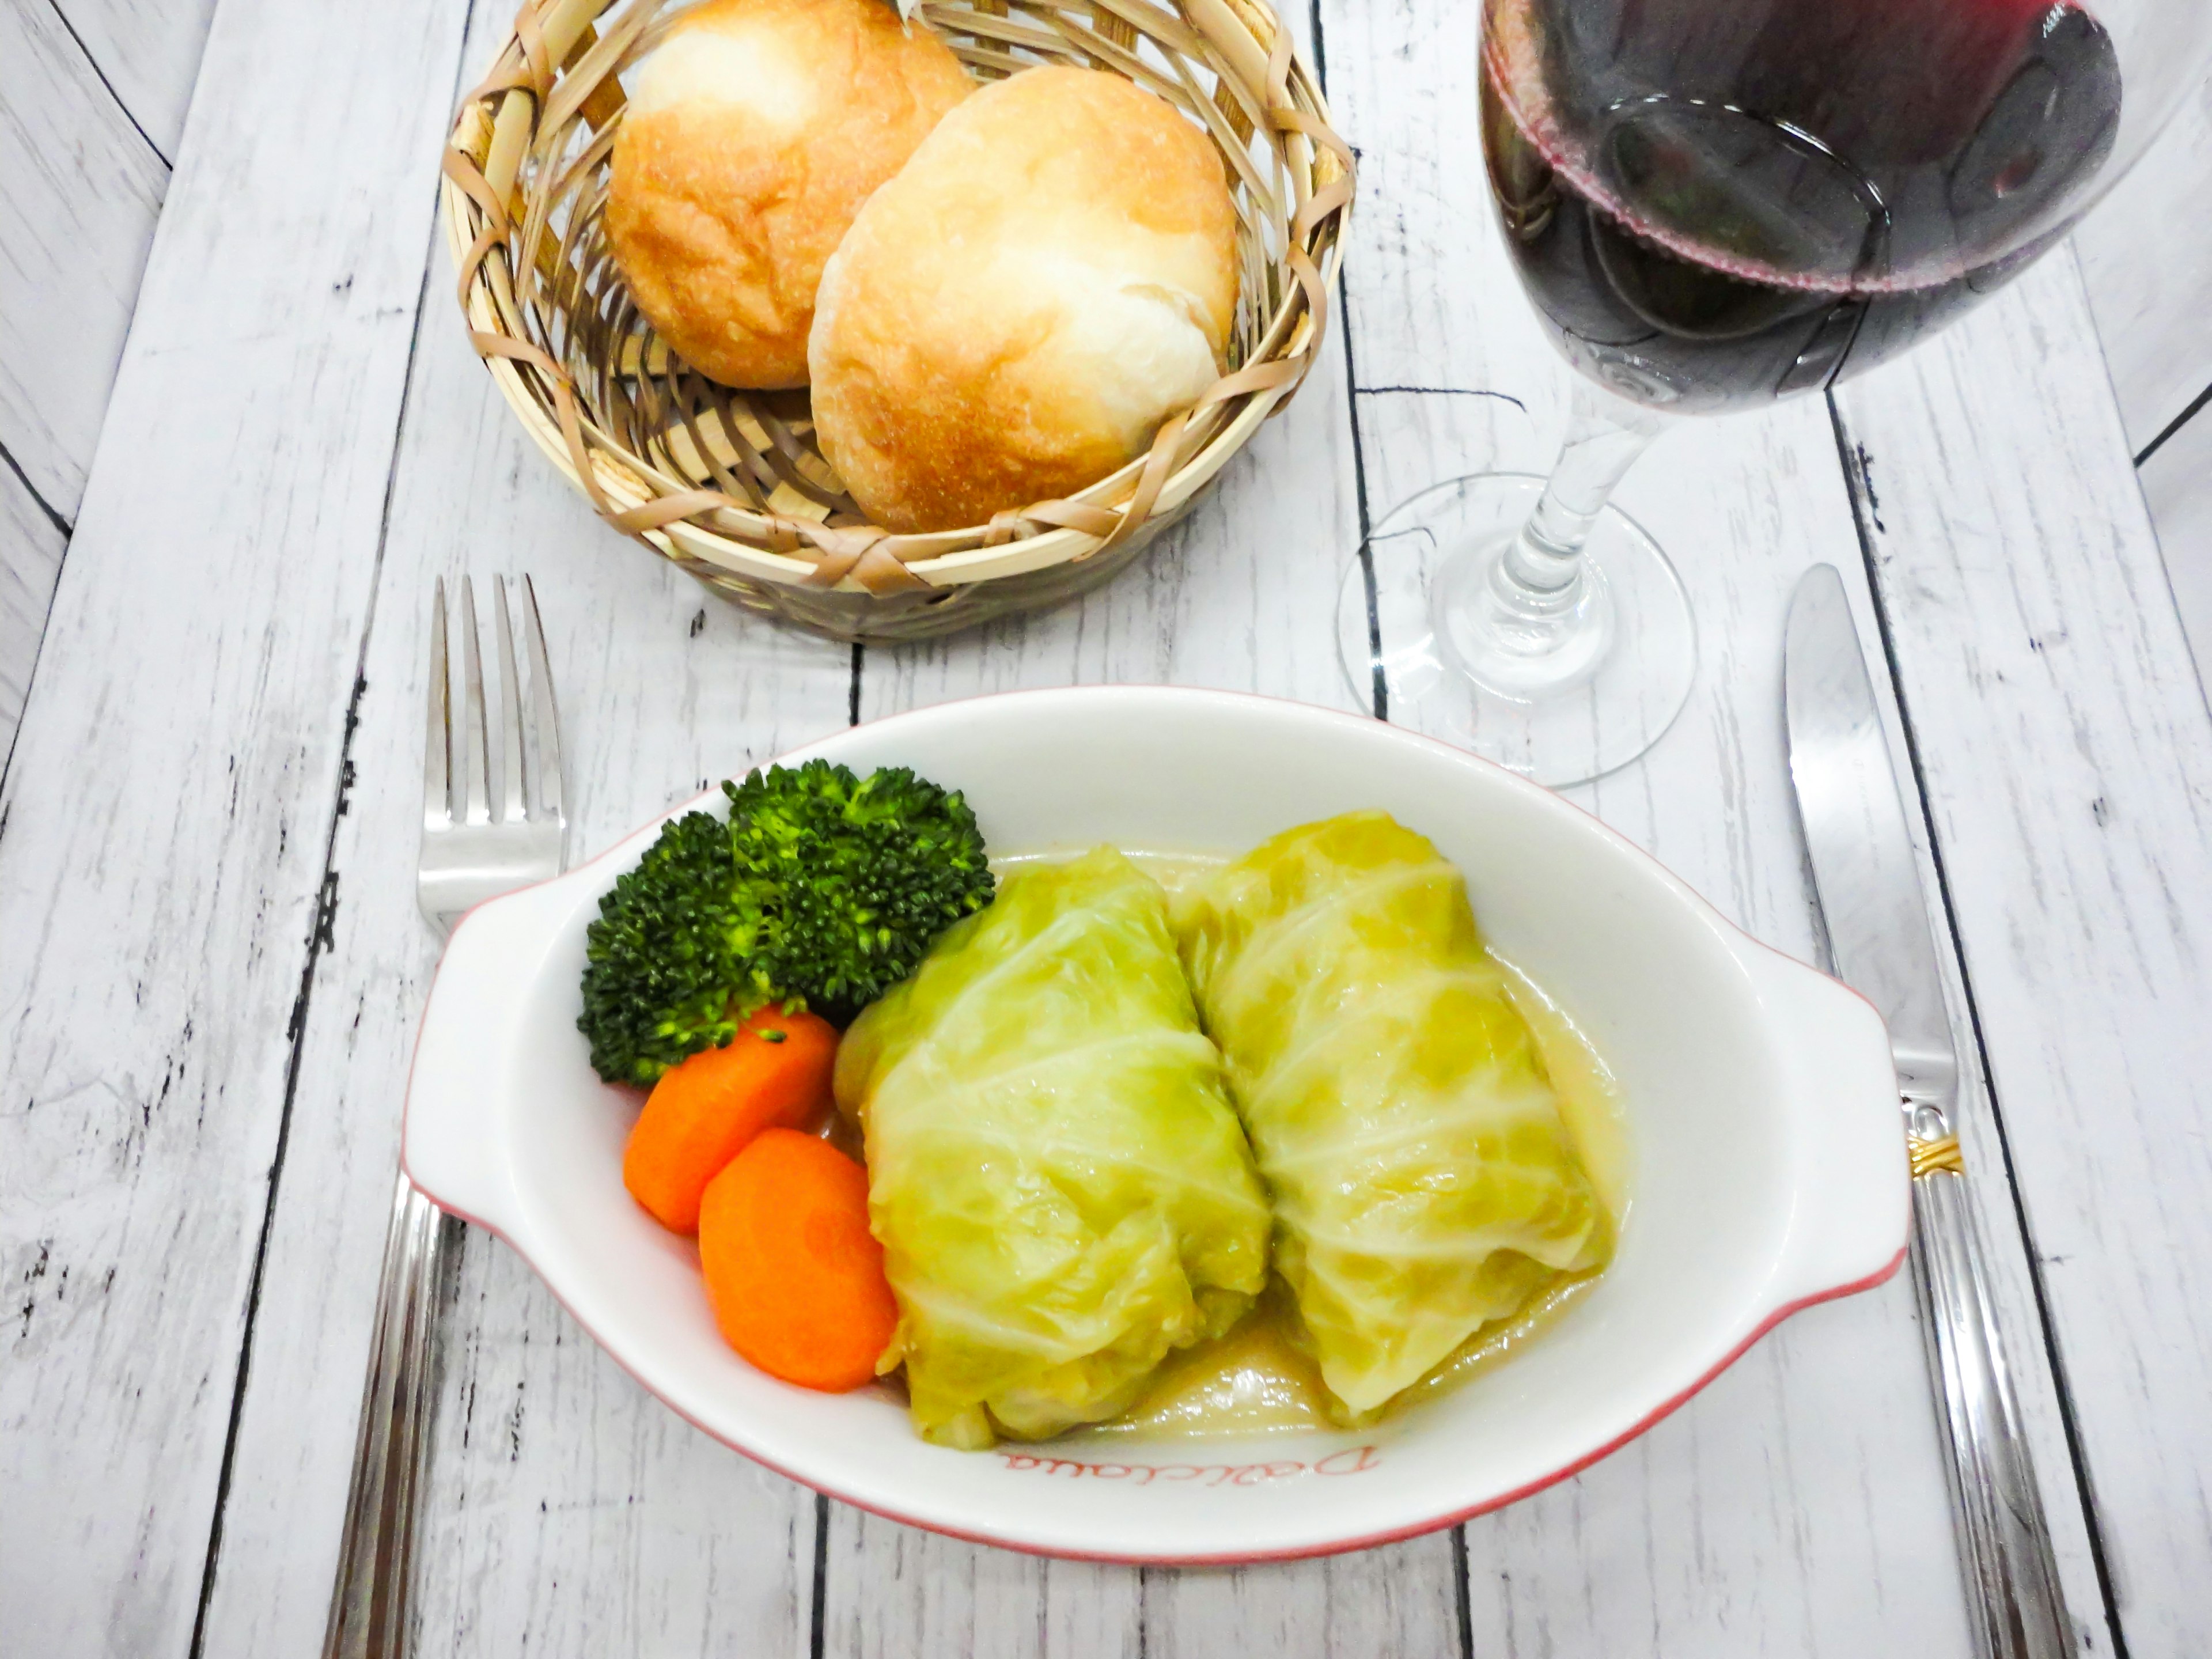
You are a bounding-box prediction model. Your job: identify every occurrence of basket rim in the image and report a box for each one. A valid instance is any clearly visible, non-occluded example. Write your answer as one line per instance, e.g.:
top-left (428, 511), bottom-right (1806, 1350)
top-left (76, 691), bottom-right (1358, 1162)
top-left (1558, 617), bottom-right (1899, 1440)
top-left (441, 0), bottom-right (1354, 595)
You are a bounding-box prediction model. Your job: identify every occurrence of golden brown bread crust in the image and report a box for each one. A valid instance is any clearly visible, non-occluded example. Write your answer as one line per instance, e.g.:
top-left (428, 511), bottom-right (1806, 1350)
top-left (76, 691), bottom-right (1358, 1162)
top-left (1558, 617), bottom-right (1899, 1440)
top-left (808, 66), bottom-right (1240, 532)
top-left (606, 0), bottom-right (970, 389)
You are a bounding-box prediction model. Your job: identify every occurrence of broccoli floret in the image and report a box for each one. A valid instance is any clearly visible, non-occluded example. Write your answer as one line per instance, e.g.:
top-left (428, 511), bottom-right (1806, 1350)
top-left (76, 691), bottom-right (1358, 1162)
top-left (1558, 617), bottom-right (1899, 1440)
top-left (578, 806), bottom-right (749, 1085)
top-left (577, 761), bottom-right (994, 1083)
top-left (724, 760), bottom-right (995, 1024)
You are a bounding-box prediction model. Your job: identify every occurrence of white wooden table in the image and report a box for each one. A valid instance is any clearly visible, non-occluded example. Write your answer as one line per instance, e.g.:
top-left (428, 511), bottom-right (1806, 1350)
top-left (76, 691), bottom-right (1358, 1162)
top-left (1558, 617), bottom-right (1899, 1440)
top-left (6, 2), bottom-right (2211, 1655)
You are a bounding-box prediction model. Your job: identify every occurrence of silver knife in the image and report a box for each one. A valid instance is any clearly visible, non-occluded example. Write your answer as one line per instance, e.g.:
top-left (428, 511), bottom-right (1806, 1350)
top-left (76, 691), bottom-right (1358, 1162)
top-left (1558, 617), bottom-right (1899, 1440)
top-left (1783, 564), bottom-right (2072, 1659)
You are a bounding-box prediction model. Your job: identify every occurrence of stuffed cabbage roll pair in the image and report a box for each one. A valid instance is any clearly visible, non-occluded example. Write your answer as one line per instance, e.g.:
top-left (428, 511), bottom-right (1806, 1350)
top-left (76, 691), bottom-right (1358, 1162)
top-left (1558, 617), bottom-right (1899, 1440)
top-left (836, 816), bottom-right (1609, 1444)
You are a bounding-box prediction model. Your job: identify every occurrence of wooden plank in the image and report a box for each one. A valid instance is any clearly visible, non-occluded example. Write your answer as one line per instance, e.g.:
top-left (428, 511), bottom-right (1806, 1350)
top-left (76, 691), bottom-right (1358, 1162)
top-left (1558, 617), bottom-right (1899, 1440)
top-left (187, 0), bottom-right (849, 1644)
top-left (828, 42), bottom-right (1372, 1659)
top-left (0, 0), bottom-right (168, 517)
top-left (818, 263), bottom-right (1475, 1659)
top-left (1319, 0), bottom-right (2117, 1652)
top-left (1, 449), bottom-right (66, 764)
top-left (816, 1529), bottom-right (1140, 1659)
top-left (1140, 1545), bottom-right (1464, 1659)
top-left (50, 0), bottom-right (221, 160)
top-left (1834, 250), bottom-right (2212, 1659)
top-left (0, 0), bottom-right (481, 1649)
top-left (1347, 390), bottom-right (2108, 1659)
top-left (2139, 408), bottom-right (2212, 687)
top-left (2074, 75), bottom-right (2212, 454)
top-left (192, 304), bottom-right (851, 1656)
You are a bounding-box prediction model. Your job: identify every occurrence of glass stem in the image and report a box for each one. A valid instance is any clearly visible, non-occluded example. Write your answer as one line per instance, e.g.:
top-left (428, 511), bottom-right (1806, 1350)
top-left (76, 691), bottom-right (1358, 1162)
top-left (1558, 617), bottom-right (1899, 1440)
top-left (1489, 378), bottom-right (1665, 649)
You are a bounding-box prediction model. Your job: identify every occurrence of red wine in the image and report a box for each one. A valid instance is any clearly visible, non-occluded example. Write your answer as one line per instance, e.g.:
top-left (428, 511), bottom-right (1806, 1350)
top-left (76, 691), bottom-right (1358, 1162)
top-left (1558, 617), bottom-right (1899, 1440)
top-left (1482, 0), bottom-right (2121, 412)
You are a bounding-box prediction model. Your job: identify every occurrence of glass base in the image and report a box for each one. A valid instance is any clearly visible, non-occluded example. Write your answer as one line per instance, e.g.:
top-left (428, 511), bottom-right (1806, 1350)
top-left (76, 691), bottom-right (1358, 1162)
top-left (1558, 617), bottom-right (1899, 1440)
top-left (1336, 474), bottom-right (1696, 787)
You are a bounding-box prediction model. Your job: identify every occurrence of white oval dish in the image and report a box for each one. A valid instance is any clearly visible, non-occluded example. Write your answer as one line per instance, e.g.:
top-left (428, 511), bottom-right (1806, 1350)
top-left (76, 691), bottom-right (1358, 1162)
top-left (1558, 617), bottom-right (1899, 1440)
top-left (404, 686), bottom-right (1907, 1564)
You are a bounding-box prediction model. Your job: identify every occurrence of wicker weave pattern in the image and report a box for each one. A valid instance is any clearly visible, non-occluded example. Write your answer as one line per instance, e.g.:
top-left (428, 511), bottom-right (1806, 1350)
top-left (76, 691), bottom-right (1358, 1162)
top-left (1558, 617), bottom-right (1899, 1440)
top-left (441, 0), bottom-right (1353, 642)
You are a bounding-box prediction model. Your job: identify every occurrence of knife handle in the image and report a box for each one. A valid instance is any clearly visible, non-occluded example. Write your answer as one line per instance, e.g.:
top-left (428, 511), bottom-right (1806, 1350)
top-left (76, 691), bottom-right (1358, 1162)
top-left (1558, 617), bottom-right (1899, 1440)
top-left (1906, 1107), bottom-right (2074, 1659)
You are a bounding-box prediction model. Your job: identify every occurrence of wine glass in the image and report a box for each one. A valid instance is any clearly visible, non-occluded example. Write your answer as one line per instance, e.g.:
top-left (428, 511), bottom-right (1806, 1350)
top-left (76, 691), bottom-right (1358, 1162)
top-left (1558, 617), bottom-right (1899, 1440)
top-left (1339, 0), bottom-right (2211, 785)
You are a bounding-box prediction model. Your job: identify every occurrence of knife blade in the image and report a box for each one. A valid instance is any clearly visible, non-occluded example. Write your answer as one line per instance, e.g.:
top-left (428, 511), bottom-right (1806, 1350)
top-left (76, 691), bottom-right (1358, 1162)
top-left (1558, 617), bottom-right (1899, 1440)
top-left (1783, 563), bottom-right (1957, 1105)
top-left (1783, 563), bottom-right (2071, 1659)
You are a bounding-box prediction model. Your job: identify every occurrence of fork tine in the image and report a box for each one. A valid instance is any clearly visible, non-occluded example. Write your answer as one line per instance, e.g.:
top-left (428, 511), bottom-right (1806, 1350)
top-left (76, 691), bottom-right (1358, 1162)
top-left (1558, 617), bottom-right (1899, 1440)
top-left (459, 577), bottom-right (493, 826)
top-left (520, 575), bottom-right (564, 826)
top-left (491, 577), bottom-right (527, 825)
top-left (423, 580), bottom-right (451, 830)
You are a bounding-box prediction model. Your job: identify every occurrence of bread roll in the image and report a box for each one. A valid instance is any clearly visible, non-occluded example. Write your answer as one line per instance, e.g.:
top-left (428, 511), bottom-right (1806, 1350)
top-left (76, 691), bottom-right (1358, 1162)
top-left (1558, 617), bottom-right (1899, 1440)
top-left (808, 67), bottom-right (1240, 532)
top-left (606, 0), bottom-right (971, 389)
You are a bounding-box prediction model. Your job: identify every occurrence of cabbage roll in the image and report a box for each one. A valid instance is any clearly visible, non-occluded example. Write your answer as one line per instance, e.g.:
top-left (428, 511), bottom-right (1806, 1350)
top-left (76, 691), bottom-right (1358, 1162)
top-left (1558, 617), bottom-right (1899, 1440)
top-left (835, 847), bottom-right (1270, 1448)
top-left (1178, 812), bottom-right (1608, 1416)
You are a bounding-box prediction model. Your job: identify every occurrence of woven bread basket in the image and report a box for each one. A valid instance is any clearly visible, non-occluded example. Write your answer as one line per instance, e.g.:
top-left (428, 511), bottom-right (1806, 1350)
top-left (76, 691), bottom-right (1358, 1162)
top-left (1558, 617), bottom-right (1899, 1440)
top-left (441, 0), bottom-right (1353, 642)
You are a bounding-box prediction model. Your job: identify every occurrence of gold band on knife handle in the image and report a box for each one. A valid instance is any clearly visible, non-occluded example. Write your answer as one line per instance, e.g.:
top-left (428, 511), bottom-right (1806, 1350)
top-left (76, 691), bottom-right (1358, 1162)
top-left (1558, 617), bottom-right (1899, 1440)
top-left (1909, 1132), bottom-right (1965, 1179)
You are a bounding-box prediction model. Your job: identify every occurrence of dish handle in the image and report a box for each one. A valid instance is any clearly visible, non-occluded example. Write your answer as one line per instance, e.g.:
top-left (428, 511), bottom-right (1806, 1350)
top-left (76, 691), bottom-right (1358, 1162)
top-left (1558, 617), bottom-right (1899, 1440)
top-left (402, 888), bottom-right (566, 1241)
top-left (1751, 946), bottom-right (1913, 1310)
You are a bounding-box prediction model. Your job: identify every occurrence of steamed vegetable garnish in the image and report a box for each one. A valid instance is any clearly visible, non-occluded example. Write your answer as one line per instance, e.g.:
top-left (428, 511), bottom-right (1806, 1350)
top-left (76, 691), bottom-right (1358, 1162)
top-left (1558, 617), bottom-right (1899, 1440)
top-left (834, 847), bottom-right (1271, 1449)
top-left (723, 760), bottom-right (994, 1025)
top-left (623, 1006), bottom-right (839, 1234)
top-left (578, 760), bottom-right (993, 1084)
top-left (580, 804), bottom-right (752, 1085)
top-left (1179, 811), bottom-right (1610, 1418)
top-left (699, 1128), bottom-right (899, 1393)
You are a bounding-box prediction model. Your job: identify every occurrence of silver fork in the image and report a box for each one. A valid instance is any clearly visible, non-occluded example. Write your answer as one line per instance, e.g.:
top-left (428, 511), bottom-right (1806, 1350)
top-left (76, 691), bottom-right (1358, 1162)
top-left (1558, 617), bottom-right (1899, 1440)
top-left (324, 575), bottom-right (566, 1659)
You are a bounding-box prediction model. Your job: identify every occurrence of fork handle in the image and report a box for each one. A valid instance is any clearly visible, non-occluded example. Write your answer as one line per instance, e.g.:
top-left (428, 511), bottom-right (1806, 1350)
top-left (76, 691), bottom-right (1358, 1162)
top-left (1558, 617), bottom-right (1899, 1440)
top-left (324, 1173), bottom-right (454, 1658)
top-left (1906, 1104), bottom-right (2074, 1659)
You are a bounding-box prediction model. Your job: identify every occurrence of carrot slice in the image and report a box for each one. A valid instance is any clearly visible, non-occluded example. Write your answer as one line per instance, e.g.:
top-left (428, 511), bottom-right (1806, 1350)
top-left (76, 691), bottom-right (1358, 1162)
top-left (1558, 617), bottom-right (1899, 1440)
top-left (623, 1006), bottom-right (838, 1234)
top-left (697, 1128), bottom-right (897, 1392)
